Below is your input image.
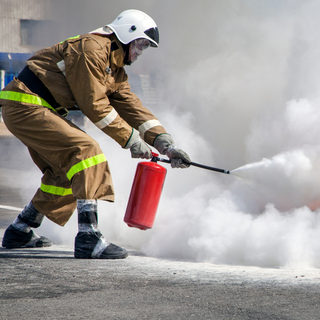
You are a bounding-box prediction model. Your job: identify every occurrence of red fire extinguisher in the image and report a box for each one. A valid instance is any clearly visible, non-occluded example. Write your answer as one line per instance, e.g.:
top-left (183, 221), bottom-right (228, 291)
top-left (124, 152), bottom-right (167, 230)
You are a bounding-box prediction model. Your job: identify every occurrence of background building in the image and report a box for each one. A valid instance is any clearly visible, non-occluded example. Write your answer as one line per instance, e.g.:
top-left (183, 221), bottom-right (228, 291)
top-left (0, 0), bottom-right (159, 123)
top-left (0, 0), bottom-right (56, 90)
top-left (0, 0), bottom-right (59, 121)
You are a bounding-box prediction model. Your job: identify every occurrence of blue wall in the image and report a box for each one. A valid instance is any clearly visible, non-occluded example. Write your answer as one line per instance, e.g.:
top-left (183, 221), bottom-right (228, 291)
top-left (4, 73), bottom-right (17, 86)
top-left (0, 52), bottom-right (32, 88)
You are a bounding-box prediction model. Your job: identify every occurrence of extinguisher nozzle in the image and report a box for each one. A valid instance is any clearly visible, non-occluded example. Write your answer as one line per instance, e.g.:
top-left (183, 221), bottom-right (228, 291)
top-left (150, 154), bottom-right (230, 175)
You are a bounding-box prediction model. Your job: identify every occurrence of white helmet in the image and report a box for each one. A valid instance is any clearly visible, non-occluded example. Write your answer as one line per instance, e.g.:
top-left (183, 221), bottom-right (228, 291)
top-left (90, 9), bottom-right (159, 47)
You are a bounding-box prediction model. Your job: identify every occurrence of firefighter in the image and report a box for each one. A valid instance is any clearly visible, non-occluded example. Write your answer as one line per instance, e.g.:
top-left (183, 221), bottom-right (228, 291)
top-left (0, 9), bottom-right (190, 259)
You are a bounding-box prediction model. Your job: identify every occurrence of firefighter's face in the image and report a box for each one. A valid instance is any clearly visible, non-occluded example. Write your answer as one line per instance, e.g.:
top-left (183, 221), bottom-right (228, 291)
top-left (128, 39), bottom-right (151, 63)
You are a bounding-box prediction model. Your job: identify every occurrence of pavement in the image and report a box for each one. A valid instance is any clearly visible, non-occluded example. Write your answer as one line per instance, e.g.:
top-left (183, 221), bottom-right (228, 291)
top-left (1, 132), bottom-right (320, 320)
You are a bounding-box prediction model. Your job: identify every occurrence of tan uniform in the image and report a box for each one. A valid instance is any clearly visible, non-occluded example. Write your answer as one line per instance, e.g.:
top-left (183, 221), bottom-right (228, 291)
top-left (0, 33), bottom-right (166, 226)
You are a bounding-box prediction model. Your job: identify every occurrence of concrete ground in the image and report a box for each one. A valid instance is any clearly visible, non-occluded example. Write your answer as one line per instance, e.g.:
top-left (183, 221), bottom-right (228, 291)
top-left (1, 132), bottom-right (320, 320)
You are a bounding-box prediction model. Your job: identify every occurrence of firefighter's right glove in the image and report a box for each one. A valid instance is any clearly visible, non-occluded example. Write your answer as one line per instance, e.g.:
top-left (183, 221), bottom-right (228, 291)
top-left (125, 129), bottom-right (152, 159)
top-left (154, 134), bottom-right (191, 169)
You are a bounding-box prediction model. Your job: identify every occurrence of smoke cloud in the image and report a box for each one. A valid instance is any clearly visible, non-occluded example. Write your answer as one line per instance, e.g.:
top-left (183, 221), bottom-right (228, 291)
top-left (7, 0), bottom-right (320, 268)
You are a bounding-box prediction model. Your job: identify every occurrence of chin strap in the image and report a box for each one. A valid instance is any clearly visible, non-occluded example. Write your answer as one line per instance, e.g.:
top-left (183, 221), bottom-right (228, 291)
top-left (121, 43), bottom-right (132, 65)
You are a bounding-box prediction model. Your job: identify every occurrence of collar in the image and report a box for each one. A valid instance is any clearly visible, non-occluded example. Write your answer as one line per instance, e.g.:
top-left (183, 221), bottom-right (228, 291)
top-left (108, 34), bottom-right (125, 69)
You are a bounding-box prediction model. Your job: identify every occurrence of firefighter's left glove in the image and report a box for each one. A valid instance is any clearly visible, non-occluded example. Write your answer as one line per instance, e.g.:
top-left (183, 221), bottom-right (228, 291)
top-left (154, 133), bottom-right (191, 169)
top-left (125, 129), bottom-right (152, 159)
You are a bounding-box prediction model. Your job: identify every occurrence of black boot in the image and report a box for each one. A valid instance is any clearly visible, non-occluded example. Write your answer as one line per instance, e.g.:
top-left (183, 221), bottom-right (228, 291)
top-left (1, 202), bottom-right (52, 249)
top-left (74, 200), bottom-right (128, 259)
top-left (2, 225), bottom-right (52, 249)
top-left (75, 231), bottom-right (128, 259)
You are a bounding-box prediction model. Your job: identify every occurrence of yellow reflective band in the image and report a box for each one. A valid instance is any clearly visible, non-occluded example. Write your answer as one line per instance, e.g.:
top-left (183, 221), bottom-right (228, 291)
top-left (60, 35), bottom-right (80, 44)
top-left (0, 91), bottom-right (56, 112)
top-left (67, 153), bottom-right (107, 180)
top-left (40, 183), bottom-right (73, 196)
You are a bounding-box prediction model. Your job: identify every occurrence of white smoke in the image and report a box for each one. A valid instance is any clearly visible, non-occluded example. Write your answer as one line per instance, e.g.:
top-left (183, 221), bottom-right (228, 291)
top-left (137, 98), bottom-right (320, 269)
top-left (9, 0), bottom-right (320, 268)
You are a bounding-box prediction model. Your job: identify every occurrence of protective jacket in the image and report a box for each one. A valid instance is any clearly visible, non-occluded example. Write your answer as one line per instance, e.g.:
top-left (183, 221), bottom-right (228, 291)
top-left (0, 33), bottom-right (166, 226)
top-left (1, 33), bottom-right (166, 145)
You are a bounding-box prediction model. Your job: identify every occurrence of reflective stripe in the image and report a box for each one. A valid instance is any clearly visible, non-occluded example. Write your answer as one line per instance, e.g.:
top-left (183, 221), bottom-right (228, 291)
top-left (60, 35), bottom-right (80, 44)
top-left (138, 119), bottom-right (162, 139)
top-left (12, 217), bottom-right (31, 233)
top-left (94, 108), bottom-right (118, 129)
top-left (57, 60), bottom-right (66, 76)
top-left (67, 153), bottom-right (107, 180)
top-left (0, 91), bottom-right (56, 112)
top-left (40, 183), bottom-right (73, 196)
top-left (91, 237), bottom-right (110, 258)
top-left (78, 223), bottom-right (99, 232)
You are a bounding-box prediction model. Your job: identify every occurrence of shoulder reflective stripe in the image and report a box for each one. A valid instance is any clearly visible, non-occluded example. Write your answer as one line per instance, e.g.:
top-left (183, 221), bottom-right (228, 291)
top-left (60, 35), bottom-right (80, 44)
top-left (57, 60), bottom-right (66, 76)
top-left (0, 91), bottom-right (56, 112)
top-left (40, 183), bottom-right (73, 196)
top-left (94, 108), bottom-right (118, 129)
top-left (67, 153), bottom-right (107, 180)
top-left (138, 119), bottom-right (162, 139)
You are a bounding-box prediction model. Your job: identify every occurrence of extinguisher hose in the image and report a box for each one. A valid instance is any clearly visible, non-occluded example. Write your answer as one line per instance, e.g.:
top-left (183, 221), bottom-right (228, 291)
top-left (152, 155), bottom-right (230, 174)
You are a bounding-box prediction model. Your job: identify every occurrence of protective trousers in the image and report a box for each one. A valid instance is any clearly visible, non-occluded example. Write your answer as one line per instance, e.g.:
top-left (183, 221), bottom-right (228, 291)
top-left (1, 103), bottom-right (115, 226)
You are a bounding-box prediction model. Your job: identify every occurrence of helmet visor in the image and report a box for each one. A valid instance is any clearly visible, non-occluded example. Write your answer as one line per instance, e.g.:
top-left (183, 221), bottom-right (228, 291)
top-left (136, 39), bottom-right (151, 50)
top-left (144, 27), bottom-right (159, 47)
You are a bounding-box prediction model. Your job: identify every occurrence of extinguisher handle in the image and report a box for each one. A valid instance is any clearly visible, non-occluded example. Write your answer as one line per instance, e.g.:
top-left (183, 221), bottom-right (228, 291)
top-left (151, 152), bottom-right (170, 163)
top-left (157, 157), bottom-right (171, 164)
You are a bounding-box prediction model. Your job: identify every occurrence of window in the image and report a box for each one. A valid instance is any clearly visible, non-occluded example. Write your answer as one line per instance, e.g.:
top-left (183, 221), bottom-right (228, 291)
top-left (20, 19), bottom-right (54, 47)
